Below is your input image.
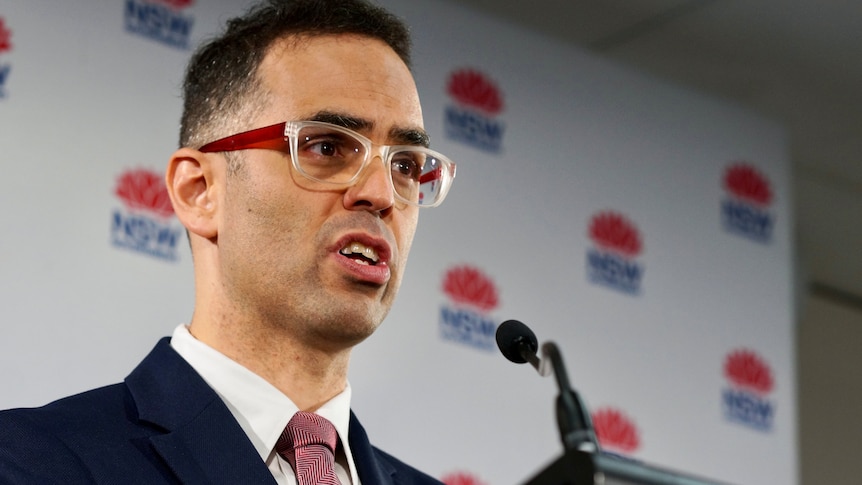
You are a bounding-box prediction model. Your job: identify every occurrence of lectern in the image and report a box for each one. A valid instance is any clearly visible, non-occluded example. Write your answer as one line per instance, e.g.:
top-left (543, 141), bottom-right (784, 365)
top-left (524, 448), bottom-right (728, 485)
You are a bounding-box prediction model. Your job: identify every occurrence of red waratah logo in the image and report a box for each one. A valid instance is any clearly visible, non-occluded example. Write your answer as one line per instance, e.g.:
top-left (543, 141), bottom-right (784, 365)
top-left (447, 69), bottom-right (504, 115)
top-left (0, 18), bottom-right (12, 53)
top-left (441, 472), bottom-right (488, 485)
top-left (150, 0), bottom-right (194, 9)
top-left (589, 212), bottom-right (643, 257)
top-left (593, 407), bottom-right (640, 454)
top-left (115, 169), bottom-right (174, 218)
top-left (724, 349), bottom-right (774, 395)
top-left (442, 265), bottom-right (499, 312)
top-left (724, 163), bottom-right (772, 206)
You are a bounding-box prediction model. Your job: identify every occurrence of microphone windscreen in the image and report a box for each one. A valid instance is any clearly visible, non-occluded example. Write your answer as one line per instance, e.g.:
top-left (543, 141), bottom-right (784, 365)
top-left (496, 319), bottom-right (538, 364)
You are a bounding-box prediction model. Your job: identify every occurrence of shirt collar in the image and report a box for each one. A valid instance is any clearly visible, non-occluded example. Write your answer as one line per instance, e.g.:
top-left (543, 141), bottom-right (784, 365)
top-left (169, 324), bottom-right (355, 472)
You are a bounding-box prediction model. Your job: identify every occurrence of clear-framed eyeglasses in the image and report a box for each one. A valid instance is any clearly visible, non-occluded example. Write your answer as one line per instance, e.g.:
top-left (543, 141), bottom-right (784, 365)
top-left (199, 120), bottom-right (456, 208)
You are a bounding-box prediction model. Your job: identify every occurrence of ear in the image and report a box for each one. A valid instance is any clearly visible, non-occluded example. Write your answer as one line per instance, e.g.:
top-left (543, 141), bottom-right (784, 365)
top-left (166, 147), bottom-right (220, 240)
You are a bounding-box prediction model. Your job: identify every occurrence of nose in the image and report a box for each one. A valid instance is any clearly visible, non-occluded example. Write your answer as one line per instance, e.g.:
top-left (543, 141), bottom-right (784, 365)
top-left (343, 154), bottom-right (395, 214)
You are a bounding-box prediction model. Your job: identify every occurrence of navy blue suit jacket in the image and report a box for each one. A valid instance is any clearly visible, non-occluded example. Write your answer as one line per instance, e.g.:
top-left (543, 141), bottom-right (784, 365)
top-left (0, 338), bottom-right (442, 484)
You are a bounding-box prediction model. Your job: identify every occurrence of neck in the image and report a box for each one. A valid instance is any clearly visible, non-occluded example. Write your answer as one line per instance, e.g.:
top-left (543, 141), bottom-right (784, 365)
top-left (188, 313), bottom-right (352, 412)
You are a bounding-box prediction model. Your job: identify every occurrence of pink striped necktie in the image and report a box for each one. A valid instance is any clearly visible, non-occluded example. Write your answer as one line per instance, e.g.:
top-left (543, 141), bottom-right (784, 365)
top-left (276, 412), bottom-right (343, 485)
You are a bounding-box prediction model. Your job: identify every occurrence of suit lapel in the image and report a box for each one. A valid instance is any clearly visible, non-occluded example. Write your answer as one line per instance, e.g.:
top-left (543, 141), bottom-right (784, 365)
top-left (349, 411), bottom-right (398, 484)
top-left (125, 338), bottom-right (277, 485)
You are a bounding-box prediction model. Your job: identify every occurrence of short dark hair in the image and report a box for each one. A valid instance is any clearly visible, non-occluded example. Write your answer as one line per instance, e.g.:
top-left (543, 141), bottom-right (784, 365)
top-left (179, 0), bottom-right (412, 149)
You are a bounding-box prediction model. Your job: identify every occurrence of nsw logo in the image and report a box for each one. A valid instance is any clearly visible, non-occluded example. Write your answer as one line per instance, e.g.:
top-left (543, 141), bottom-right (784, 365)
top-left (439, 265), bottom-right (500, 352)
top-left (592, 407), bottom-right (641, 455)
top-left (0, 17), bottom-right (13, 98)
top-left (444, 69), bottom-right (506, 153)
top-left (441, 471), bottom-right (489, 485)
top-left (125, 0), bottom-right (195, 50)
top-left (721, 163), bottom-right (775, 242)
top-left (722, 348), bottom-right (776, 431)
top-left (111, 168), bottom-right (183, 261)
top-left (586, 211), bottom-right (645, 295)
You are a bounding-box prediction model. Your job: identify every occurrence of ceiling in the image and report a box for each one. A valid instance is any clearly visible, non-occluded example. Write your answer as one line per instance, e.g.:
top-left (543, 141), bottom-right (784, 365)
top-left (454, 0), bottom-right (862, 307)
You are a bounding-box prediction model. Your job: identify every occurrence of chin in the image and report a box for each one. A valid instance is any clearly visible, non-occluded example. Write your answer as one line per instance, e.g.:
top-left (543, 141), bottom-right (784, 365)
top-left (313, 308), bottom-right (385, 347)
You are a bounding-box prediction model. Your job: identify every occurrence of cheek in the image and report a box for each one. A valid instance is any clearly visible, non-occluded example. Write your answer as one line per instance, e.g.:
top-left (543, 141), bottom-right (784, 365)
top-left (395, 211), bottom-right (419, 264)
top-left (222, 169), bottom-right (308, 250)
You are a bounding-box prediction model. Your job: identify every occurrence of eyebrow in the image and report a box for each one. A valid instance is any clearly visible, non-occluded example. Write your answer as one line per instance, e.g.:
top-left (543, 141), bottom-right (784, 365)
top-left (308, 111), bottom-right (431, 148)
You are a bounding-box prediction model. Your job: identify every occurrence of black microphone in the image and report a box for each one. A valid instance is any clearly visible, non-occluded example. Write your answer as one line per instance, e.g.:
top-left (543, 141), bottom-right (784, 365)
top-left (496, 319), bottom-right (541, 369)
top-left (495, 319), bottom-right (599, 453)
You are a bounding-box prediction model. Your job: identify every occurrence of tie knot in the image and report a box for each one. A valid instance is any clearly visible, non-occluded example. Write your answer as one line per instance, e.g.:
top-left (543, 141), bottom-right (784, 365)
top-left (276, 412), bottom-right (343, 485)
top-left (278, 412), bottom-right (339, 454)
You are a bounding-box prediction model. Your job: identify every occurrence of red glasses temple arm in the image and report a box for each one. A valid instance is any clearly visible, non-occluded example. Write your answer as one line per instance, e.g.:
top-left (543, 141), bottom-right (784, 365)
top-left (198, 123), bottom-right (288, 153)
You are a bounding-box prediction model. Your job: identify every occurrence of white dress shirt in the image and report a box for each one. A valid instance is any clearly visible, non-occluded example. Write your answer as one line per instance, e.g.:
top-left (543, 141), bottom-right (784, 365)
top-left (170, 324), bottom-right (360, 485)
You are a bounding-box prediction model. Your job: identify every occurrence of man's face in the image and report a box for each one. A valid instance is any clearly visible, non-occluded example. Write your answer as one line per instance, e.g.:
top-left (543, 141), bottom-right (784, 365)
top-left (214, 35), bottom-right (423, 350)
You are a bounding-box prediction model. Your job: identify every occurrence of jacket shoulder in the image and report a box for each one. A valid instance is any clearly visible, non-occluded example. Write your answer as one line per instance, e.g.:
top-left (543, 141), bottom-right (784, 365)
top-left (349, 411), bottom-right (444, 484)
top-left (0, 384), bottom-right (131, 483)
top-left (372, 446), bottom-right (445, 485)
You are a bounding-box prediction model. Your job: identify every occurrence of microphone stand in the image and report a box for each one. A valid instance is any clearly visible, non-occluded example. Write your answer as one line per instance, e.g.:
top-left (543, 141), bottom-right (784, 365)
top-left (516, 337), bottom-right (598, 453)
top-left (542, 342), bottom-right (598, 453)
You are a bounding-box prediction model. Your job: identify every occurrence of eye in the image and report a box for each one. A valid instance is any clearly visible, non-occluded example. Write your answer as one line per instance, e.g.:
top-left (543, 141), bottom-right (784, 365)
top-left (309, 140), bottom-right (338, 156)
top-left (301, 134), bottom-right (353, 158)
top-left (391, 153), bottom-right (422, 181)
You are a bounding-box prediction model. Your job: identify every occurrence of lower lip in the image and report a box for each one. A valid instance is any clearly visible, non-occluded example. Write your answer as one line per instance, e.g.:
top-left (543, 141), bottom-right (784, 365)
top-left (333, 253), bottom-right (391, 285)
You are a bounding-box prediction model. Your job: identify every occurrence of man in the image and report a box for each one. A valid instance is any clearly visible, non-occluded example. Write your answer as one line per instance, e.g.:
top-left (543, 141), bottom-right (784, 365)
top-left (0, 0), bottom-right (456, 483)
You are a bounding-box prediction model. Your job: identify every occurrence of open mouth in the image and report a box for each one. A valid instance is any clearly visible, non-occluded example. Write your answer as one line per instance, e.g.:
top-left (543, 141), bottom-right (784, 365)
top-left (339, 242), bottom-right (380, 266)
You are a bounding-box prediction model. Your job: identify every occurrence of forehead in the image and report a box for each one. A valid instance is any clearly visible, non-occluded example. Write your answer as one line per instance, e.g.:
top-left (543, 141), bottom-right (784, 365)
top-left (255, 34), bottom-right (424, 139)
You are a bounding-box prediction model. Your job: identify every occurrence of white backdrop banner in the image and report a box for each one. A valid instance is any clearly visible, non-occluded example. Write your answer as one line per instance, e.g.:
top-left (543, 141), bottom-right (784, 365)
top-left (0, 1), bottom-right (795, 484)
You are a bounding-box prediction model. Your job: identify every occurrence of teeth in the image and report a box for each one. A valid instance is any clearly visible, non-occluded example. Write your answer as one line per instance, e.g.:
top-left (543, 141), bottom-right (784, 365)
top-left (340, 242), bottom-right (380, 263)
